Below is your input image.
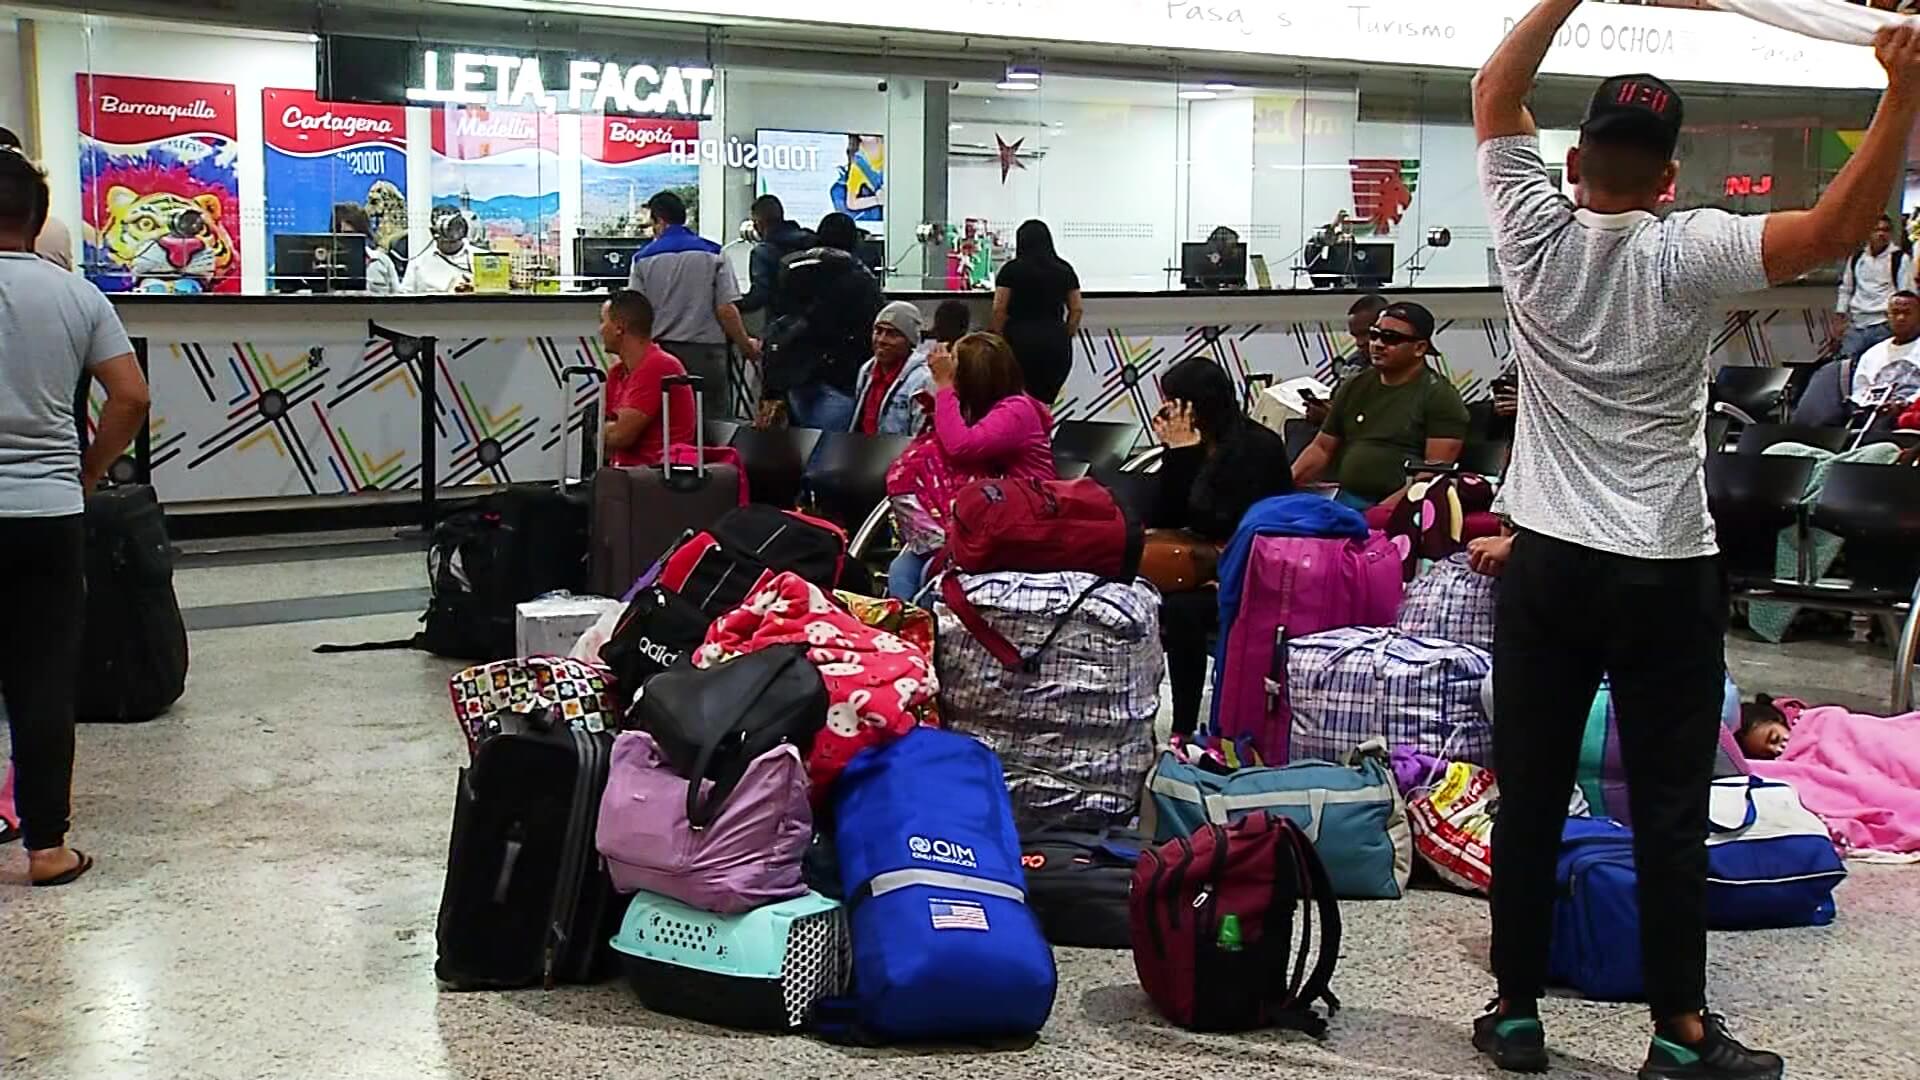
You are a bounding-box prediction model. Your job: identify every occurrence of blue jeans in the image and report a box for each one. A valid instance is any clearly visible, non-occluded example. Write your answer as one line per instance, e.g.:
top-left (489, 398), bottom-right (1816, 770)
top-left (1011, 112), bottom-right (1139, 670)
top-left (787, 381), bottom-right (856, 432)
top-left (888, 549), bottom-right (932, 603)
top-left (1841, 322), bottom-right (1892, 362)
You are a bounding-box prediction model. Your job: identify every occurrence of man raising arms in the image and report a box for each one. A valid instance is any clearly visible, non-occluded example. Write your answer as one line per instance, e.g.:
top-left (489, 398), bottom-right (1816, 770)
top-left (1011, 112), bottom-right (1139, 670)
top-left (1471, 4), bottom-right (1920, 1078)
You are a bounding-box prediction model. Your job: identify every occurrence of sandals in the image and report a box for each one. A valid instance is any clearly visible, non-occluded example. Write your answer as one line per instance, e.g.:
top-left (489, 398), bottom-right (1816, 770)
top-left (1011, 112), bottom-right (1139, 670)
top-left (30, 849), bottom-right (93, 888)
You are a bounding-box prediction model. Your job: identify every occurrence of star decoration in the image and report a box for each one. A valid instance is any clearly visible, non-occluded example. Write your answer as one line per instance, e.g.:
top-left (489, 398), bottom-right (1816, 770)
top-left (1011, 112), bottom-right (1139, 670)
top-left (996, 135), bottom-right (1026, 184)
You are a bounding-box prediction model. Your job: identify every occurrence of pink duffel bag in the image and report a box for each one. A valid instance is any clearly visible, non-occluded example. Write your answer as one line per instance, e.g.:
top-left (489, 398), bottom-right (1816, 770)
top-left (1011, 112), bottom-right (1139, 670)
top-left (595, 731), bottom-right (812, 914)
top-left (1213, 532), bottom-right (1404, 762)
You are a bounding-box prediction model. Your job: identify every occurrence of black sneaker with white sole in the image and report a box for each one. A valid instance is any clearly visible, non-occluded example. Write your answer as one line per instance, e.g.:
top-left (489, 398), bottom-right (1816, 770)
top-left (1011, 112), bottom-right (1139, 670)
top-left (1638, 1013), bottom-right (1784, 1080)
top-left (1473, 1006), bottom-right (1549, 1073)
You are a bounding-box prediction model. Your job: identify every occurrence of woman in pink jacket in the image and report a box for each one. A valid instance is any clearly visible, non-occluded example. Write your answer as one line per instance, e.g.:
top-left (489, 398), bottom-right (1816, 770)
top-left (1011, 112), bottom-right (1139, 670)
top-left (888, 332), bottom-right (1057, 599)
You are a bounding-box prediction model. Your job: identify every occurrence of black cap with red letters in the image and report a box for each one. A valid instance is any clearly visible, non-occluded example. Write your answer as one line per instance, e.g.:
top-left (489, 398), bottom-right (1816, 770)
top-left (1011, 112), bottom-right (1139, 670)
top-left (1581, 74), bottom-right (1683, 160)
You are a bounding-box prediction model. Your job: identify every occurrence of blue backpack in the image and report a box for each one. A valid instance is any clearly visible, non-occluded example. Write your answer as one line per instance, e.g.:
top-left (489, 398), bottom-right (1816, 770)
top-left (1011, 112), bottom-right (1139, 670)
top-left (823, 728), bottom-right (1057, 1042)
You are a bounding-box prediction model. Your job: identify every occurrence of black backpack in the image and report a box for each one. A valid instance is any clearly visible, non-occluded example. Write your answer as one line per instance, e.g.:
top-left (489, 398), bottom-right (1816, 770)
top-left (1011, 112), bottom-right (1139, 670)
top-left (597, 582), bottom-right (712, 691)
top-left (631, 645), bottom-right (828, 827)
top-left (663, 505), bottom-right (849, 618)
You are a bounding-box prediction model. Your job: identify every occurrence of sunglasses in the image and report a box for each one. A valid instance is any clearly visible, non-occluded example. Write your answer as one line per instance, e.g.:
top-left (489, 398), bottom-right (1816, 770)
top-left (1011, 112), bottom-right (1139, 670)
top-left (1368, 328), bottom-right (1422, 346)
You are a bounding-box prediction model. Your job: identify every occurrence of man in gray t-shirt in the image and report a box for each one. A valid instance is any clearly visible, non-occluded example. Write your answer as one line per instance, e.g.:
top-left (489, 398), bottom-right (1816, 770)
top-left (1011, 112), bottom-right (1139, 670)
top-left (0, 145), bottom-right (149, 887)
top-left (1468, 5), bottom-right (1920, 1078)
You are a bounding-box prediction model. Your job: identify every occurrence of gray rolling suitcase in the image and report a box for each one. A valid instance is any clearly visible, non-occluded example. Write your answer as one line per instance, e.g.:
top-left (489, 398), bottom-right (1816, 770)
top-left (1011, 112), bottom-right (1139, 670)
top-left (589, 374), bottom-right (743, 597)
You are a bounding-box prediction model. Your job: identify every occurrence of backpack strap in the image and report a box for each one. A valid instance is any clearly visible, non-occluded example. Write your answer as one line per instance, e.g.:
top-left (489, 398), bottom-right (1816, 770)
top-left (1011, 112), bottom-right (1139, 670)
top-left (1285, 816), bottom-right (1344, 1022)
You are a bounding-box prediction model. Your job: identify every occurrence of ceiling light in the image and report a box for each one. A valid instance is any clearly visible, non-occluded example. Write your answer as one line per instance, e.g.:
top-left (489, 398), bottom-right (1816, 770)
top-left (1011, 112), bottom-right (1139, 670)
top-left (996, 80), bottom-right (1039, 92)
top-left (1203, 82), bottom-right (1238, 92)
top-left (950, 123), bottom-right (964, 131)
top-left (1178, 89), bottom-right (1217, 101)
top-left (1004, 63), bottom-right (1042, 82)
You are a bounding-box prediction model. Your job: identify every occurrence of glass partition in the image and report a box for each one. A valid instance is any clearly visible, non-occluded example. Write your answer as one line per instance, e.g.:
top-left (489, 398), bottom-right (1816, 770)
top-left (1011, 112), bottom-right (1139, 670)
top-left (3, 3), bottom-right (1880, 297)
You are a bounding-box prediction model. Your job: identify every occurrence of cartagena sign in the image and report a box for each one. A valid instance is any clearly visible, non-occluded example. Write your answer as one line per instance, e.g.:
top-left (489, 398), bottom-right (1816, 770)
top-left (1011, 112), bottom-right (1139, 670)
top-left (318, 35), bottom-right (715, 118)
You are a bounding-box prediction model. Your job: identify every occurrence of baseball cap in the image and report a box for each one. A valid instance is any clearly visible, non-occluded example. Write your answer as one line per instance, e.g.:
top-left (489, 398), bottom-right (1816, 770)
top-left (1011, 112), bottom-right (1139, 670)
top-left (1377, 301), bottom-right (1436, 342)
top-left (1582, 74), bottom-right (1683, 159)
top-left (874, 300), bottom-right (924, 341)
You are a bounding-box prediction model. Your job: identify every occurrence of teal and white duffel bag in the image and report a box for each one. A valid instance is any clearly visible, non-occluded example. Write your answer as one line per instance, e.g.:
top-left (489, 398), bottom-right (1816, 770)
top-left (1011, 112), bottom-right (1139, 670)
top-left (1141, 738), bottom-right (1411, 899)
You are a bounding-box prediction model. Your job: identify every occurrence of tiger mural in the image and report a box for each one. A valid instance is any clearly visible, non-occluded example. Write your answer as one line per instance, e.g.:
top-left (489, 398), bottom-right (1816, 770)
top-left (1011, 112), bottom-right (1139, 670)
top-left (93, 186), bottom-right (238, 293)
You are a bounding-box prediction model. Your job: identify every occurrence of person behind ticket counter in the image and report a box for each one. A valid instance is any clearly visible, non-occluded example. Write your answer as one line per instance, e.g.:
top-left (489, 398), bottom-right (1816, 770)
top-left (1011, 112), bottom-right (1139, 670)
top-left (331, 203), bottom-right (397, 295)
top-left (400, 207), bottom-right (476, 294)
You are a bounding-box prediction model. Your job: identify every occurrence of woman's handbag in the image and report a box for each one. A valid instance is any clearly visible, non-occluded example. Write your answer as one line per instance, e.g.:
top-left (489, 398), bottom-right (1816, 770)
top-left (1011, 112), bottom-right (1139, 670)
top-left (1140, 529), bottom-right (1219, 593)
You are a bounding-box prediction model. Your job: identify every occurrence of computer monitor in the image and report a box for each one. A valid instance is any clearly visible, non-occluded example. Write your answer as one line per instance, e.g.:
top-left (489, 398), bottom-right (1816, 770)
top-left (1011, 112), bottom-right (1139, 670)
top-left (272, 233), bottom-right (367, 293)
top-left (1181, 241), bottom-right (1247, 290)
top-left (1306, 240), bottom-right (1394, 290)
top-left (575, 236), bottom-right (645, 292)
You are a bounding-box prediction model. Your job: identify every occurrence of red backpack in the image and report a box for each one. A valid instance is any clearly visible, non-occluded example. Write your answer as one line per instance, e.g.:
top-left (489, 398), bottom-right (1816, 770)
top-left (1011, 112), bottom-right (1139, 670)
top-left (1129, 813), bottom-right (1342, 1036)
top-left (943, 476), bottom-right (1141, 579)
top-left (937, 477), bottom-right (1144, 673)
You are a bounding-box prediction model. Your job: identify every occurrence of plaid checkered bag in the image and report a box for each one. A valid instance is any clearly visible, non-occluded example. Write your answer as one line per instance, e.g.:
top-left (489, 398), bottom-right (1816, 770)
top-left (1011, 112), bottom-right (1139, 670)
top-left (1396, 553), bottom-right (1497, 652)
top-left (448, 656), bottom-right (619, 758)
top-left (935, 571), bottom-right (1164, 832)
top-left (1284, 626), bottom-right (1492, 767)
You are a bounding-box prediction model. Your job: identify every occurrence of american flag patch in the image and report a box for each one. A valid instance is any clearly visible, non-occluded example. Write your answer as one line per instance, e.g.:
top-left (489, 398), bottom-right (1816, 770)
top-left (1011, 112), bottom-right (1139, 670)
top-left (928, 898), bottom-right (990, 931)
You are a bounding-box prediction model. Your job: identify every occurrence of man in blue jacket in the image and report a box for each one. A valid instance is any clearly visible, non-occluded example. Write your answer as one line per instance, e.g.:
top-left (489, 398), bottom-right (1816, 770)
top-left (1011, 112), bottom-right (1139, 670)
top-left (739, 194), bottom-right (813, 319)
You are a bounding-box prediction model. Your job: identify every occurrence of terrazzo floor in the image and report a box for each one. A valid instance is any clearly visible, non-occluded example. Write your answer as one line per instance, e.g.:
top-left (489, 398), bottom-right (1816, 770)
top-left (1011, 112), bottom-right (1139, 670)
top-left (0, 549), bottom-right (1913, 1079)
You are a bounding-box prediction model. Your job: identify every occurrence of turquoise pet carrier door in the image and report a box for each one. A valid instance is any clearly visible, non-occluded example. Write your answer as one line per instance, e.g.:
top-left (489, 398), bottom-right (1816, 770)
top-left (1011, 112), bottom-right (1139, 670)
top-left (609, 889), bottom-right (850, 1032)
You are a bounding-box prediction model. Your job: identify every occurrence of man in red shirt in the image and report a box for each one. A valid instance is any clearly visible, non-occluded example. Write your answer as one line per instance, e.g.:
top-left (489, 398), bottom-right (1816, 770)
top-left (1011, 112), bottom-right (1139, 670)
top-left (600, 289), bottom-right (697, 467)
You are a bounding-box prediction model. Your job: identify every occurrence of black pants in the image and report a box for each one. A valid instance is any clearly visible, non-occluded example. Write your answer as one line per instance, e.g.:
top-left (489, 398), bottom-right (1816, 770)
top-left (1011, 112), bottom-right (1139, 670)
top-left (0, 515), bottom-right (85, 851)
top-left (1161, 589), bottom-right (1217, 737)
top-left (1490, 529), bottom-right (1726, 1020)
top-left (1004, 319), bottom-right (1072, 406)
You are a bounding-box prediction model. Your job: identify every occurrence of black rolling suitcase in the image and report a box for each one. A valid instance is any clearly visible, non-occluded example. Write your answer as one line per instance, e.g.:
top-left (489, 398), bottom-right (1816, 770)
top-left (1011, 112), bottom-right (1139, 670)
top-left (434, 719), bottom-right (619, 990)
top-left (76, 484), bottom-right (189, 722)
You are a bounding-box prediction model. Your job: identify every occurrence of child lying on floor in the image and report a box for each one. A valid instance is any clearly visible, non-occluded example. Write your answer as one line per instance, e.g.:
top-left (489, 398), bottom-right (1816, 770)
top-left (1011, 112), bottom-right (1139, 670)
top-left (1737, 695), bottom-right (1794, 761)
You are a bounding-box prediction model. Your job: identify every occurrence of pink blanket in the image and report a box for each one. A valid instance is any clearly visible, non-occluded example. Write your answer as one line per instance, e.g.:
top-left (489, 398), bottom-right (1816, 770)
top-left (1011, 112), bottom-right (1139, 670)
top-left (1753, 706), bottom-right (1920, 857)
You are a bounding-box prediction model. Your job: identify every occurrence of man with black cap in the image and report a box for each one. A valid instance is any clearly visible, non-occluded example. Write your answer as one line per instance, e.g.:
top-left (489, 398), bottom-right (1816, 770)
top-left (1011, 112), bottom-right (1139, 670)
top-left (1471, 4), bottom-right (1920, 1077)
top-left (1290, 299), bottom-right (1467, 508)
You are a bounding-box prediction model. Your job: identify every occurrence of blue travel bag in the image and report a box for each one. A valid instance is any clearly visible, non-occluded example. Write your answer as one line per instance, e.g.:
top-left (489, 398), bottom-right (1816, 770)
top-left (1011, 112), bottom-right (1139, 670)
top-left (824, 728), bottom-right (1057, 1042)
top-left (1549, 817), bottom-right (1645, 1002)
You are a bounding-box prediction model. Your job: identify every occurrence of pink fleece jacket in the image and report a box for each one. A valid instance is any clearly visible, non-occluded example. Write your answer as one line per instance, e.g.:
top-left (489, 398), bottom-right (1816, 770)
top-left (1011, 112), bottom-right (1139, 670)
top-left (932, 388), bottom-right (1057, 483)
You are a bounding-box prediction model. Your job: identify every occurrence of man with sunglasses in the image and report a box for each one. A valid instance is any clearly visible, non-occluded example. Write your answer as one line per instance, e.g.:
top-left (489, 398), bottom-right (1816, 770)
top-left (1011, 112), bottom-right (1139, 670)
top-left (1290, 300), bottom-right (1468, 509)
top-left (1472, 5), bottom-right (1920, 1078)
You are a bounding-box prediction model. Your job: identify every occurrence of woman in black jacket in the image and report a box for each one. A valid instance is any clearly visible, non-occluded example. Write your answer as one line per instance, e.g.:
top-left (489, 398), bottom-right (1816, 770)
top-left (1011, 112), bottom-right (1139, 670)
top-left (1148, 357), bottom-right (1294, 737)
top-left (991, 220), bottom-right (1083, 406)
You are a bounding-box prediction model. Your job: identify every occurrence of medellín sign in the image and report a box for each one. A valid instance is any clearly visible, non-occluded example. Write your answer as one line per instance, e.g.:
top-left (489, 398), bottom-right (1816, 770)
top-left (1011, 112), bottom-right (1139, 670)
top-left (317, 35), bottom-right (715, 118)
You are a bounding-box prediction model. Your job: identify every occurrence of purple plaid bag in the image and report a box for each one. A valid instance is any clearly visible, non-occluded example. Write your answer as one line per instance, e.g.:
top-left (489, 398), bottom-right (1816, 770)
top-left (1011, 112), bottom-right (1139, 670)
top-left (1397, 554), bottom-right (1497, 652)
top-left (1284, 627), bottom-right (1492, 766)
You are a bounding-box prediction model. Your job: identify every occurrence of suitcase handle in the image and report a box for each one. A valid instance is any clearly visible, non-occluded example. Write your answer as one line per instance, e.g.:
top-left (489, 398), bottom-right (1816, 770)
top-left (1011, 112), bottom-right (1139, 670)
top-left (660, 373), bottom-right (708, 490)
top-left (561, 365), bottom-right (607, 493)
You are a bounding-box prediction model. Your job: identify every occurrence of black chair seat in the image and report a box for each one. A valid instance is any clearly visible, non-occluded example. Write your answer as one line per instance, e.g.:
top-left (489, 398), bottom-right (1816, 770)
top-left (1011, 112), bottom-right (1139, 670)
top-left (1091, 465), bottom-right (1159, 524)
top-left (1731, 577), bottom-right (1914, 610)
top-left (1736, 423), bottom-right (1849, 455)
top-left (703, 419), bottom-right (740, 448)
top-left (1712, 367), bottom-right (1793, 423)
top-left (1809, 463), bottom-right (1920, 593)
top-left (1708, 453), bottom-right (1816, 582)
top-left (1051, 420), bottom-right (1140, 474)
top-left (727, 426), bottom-right (823, 509)
top-left (805, 431), bottom-right (912, 528)
top-left (1283, 418), bottom-right (1319, 463)
top-left (1458, 439), bottom-right (1510, 477)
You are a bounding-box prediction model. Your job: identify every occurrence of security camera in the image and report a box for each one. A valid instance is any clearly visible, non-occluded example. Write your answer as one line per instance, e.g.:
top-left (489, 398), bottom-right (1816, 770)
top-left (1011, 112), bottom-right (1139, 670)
top-left (877, 80), bottom-right (889, 92)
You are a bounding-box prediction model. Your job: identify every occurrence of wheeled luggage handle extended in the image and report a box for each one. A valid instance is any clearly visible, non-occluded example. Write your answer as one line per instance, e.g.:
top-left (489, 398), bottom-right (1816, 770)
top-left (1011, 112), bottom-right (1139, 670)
top-left (560, 364), bottom-right (608, 494)
top-left (660, 373), bottom-right (710, 491)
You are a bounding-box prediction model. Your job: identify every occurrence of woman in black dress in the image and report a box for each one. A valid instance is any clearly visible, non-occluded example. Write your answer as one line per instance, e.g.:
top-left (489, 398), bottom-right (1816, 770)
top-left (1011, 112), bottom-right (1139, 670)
top-left (991, 220), bottom-right (1083, 406)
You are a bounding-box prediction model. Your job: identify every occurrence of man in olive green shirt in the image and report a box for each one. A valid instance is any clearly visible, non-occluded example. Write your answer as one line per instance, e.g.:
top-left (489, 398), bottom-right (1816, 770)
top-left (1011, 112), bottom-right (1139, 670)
top-left (1291, 300), bottom-right (1468, 507)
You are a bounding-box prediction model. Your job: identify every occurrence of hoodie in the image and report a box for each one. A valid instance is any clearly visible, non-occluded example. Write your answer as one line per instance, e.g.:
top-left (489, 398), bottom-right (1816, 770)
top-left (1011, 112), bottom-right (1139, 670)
top-left (741, 220), bottom-right (815, 315)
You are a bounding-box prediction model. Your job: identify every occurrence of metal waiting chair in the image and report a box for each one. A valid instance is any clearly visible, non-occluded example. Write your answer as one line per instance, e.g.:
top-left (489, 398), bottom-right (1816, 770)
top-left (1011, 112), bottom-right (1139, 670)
top-left (726, 426), bottom-right (823, 509)
top-left (1715, 459), bottom-right (1920, 710)
top-left (805, 431), bottom-right (912, 530)
top-left (703, 419), bottom-right (740, 448)
top-left (1051, 419), bottom-right (1141, 475)
top-left (1282, 418), bottom-right (1319, 463)
top-left (1711, 366), bottom-right (1794, 425)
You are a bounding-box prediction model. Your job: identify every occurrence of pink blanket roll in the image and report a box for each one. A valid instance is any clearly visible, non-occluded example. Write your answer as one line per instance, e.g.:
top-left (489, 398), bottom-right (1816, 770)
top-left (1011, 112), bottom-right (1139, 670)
top-left (1753, 706), bottom-right (1920, 858)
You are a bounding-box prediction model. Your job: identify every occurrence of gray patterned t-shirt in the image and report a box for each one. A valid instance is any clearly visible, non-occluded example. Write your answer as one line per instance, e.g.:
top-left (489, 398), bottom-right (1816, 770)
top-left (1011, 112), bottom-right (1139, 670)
top-left (1479, 135), bottom-right (1769, 560)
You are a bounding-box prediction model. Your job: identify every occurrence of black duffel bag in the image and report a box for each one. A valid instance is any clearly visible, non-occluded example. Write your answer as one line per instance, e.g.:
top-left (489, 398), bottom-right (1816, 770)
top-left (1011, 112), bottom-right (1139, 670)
top-left (598, 583), bottom-right (711, 693)
top-left (1022, 828), bottom-right (1148, 949)
top-left (631, 645), bottom-right (827, 827)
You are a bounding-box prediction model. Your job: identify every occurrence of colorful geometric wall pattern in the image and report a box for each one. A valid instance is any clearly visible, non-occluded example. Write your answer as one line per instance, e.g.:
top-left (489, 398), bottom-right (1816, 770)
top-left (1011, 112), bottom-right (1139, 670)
top-left (114, 307), bottom-right (1829, 505)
